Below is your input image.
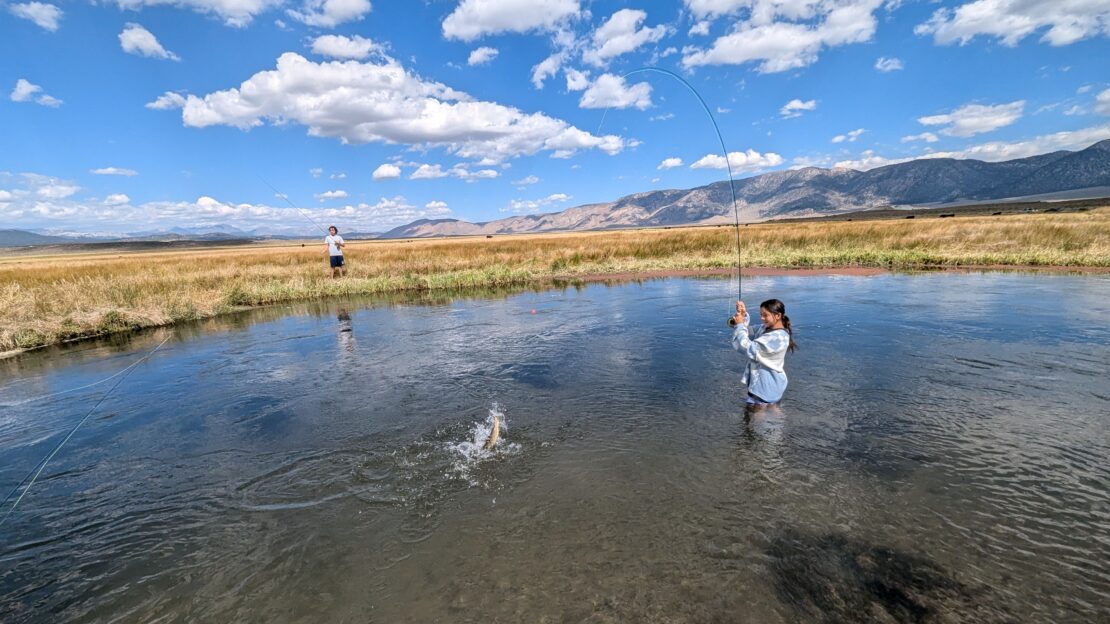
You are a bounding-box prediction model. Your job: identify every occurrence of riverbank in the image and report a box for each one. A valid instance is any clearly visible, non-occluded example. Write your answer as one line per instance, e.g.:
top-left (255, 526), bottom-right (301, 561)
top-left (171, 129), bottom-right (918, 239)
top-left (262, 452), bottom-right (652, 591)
top-left (3, 208), bottom-right (1108, 354)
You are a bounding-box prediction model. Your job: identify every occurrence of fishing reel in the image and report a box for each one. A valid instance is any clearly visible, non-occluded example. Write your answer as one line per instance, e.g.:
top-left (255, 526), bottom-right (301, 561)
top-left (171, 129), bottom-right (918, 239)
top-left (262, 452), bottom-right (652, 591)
top-left (728, 316), bottom-right (738, 327)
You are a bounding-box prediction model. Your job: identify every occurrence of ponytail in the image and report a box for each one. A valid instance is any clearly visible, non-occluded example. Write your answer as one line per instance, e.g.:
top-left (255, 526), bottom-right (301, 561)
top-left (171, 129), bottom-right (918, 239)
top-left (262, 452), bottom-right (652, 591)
top-left (781, 314), bottom-right (797, 352)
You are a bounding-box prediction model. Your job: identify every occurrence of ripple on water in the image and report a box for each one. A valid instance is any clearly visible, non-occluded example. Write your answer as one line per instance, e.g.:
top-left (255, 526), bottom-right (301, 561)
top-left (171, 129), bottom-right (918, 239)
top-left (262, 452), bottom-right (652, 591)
top-left (1, 274), bottom-right (1108, 623)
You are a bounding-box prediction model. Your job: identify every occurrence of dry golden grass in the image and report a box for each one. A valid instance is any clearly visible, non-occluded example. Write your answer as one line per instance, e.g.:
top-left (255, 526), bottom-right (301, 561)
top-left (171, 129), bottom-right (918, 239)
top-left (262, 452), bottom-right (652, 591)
top-left (3, 208), bottom-right (1108, 352)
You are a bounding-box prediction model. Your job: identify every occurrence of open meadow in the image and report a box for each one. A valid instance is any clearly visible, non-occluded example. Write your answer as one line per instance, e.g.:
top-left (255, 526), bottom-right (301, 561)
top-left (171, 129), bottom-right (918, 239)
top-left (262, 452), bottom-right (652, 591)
top-left (3, 207), bottom-right (1108, 353)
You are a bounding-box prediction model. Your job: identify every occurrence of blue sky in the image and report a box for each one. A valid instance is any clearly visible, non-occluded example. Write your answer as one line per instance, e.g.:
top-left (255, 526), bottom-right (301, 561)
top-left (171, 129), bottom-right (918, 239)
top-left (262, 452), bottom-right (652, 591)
top-left (2, 0), bottom-right (1109, 235)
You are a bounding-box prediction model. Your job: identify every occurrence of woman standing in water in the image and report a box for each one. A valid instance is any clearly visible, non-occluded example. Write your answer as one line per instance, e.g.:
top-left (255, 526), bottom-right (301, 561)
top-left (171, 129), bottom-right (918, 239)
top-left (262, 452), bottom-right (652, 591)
top-left (731, 299), bottom-right (796, 409)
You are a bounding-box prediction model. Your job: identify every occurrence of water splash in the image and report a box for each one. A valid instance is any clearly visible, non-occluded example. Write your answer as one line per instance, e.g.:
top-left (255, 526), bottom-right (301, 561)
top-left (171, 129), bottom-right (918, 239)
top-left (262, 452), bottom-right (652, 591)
top-left (446, 403), bottom-right (520, 485)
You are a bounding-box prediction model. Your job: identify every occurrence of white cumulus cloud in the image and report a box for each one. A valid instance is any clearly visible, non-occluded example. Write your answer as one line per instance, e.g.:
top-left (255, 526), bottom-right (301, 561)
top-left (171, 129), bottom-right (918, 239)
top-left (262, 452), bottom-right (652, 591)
top-left (832, 128), bottom-right (865, 143)
top-left (840, 123), bottom-right (1110, 171)
top-left (443, 0), bottom-right (581, 41)
top-left (450, 165), bottom-right (499, 181)
top-left (530, 51), bottom-right (566, 89)
top-left (410, 164), bottom-right (449, 179)
top-left (689, 20), bottom-right (710, 36)
top-left (14, 173), bottom-right (81, 199)
top-left (10, 80), bottom-right (40, 102)
top-left (916, 0), bottom-right (1110, 47)
top-left (684, 0), bottom-right (748, 19)
top-left (780, 98), bottom-right (816, 118)
top-left (288, 0), bottom-right (371, 28)
top-left (918, 100), bottom-right (1025, 137)
top-left (311, 34), bottom-right (383, 60)
top-left (372, 163), bottom-right (402, 180)
top-left (658, 157), bottom-right (683, 170)
top-left (110, 0), bottom-right (285, 28)
top-left (468, 46), bottom-right (499, 65)
top-left (682, 0), bottom-right (883, 73)
top-left (1097, 87), bottom-right (1110, 116)
top-left (408, 163), bottom-right (500, 181)
top-left (9, 2), bottom-right (62, 31)
top-left (0, 171), bottom-right (457, 233)
top-left (502, 192), bottom-right (572, 213)
top-left (578, 73), bottom-right (652, 110)
top-left (582, 9), bottom-right (668, 66)
top-left (316, 189), bottom-right (349, 200)
top-left (158, 52), bottom-right (626, 163)
top-left (512, 174), bottom-right (540, 186)
top-left (119, 23), bottom-right (180, 61)
top-left (690, 149), bottom-right (784, 173)
top-left (564, 68), bottom-right (590, 91)
top-left (10, 78), bottom-right (61, 107)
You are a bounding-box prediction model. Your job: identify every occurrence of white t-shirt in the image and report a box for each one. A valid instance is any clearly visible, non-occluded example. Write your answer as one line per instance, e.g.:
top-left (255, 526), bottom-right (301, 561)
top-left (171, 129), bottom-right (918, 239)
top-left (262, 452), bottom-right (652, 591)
top-left (325, 234), bottom-right (344, 256)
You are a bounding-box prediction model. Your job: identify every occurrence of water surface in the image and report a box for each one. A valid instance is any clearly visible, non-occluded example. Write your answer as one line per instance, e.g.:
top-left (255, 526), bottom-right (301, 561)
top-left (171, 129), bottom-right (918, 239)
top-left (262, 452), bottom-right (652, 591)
top-left (1, 273), bottom-right (1108, 622)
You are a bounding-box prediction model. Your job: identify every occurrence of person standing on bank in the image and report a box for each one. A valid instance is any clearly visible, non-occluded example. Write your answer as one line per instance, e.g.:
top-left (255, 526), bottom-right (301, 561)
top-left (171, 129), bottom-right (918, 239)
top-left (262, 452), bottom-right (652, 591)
top-left (325, 225), bottom-right (346, 278)
top-left (731, 299), bottom-right (796, 408)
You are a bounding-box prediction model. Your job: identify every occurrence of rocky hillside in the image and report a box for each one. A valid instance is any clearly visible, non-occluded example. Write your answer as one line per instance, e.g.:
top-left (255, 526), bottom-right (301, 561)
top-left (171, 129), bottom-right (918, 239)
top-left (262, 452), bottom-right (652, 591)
top-left (382, 140), bottom-right (1110, 238)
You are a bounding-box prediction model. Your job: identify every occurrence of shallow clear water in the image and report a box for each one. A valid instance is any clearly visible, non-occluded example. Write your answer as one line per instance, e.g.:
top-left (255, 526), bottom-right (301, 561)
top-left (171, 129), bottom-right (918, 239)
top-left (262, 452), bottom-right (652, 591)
top-left (1, 273), bottom-right (1108, 623)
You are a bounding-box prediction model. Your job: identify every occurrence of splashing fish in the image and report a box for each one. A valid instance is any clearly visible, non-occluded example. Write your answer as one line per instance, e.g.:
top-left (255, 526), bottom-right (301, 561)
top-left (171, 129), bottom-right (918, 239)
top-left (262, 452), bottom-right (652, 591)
top-left (482, 411), bottom-right (500, 450)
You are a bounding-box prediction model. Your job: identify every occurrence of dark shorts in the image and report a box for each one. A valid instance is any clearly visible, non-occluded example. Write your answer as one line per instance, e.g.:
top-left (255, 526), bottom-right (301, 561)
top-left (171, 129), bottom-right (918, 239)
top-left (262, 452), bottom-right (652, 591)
top-left (330, 255), bottom-right (345, 268)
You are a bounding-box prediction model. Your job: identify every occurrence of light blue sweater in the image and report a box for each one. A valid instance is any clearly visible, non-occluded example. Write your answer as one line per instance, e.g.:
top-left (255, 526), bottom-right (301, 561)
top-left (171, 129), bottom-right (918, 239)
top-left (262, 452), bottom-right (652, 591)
top-left (731, 321), bottom-right (790, 403)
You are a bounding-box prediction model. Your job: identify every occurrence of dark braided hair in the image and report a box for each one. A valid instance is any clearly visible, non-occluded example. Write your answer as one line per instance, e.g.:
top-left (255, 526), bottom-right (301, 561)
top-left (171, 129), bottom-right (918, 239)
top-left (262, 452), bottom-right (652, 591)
top-left (760, 299), bottom-right (797, 352)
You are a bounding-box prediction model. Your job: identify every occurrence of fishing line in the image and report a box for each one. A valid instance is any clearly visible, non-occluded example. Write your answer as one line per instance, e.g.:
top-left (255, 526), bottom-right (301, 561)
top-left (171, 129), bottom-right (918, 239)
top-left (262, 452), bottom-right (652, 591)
top-left (257, 175), bottom-right (330, 236)
top-left (596, 67), bottom-right (745, 312)
top-left (0, 336), bottom-right (170, 528)
top-left (0, 350), bottom-right (157, 408)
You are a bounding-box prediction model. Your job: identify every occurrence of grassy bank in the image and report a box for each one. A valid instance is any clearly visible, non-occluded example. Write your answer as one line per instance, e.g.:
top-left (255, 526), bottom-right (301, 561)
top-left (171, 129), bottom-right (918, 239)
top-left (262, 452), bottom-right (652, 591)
top-left (3, 208), bottom-right (1109, 353)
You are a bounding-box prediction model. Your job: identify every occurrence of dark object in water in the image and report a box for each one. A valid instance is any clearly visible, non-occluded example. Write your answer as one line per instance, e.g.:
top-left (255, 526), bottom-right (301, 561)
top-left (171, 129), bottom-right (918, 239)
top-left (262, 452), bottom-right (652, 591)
top-left (939, 213), bottom-right (955, 218)
top-left (766, 529), bottom-right (990, 623)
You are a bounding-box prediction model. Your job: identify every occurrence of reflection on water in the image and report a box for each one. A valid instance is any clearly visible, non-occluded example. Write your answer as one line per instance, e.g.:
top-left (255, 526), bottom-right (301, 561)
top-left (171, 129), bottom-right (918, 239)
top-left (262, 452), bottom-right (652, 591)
top-left (1, 273), bottom-right (1108, 623)
top-left (337, 308), bottom-right (356, 355)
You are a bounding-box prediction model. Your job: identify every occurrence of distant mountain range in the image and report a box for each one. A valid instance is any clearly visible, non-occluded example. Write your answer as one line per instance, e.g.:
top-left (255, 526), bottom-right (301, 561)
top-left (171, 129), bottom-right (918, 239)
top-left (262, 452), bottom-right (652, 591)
top-left (381, 139), bottom-right (1110, 238)
top-left (0, 225), bottom-right (314, 248)
top-left (3, 140), bottom-right (1109, 248)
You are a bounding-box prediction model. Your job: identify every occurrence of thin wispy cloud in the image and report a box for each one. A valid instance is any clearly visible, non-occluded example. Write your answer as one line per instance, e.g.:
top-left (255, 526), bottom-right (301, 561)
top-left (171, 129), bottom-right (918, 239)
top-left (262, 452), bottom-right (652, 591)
top-left (918, 100), bottom-right (1025, 137)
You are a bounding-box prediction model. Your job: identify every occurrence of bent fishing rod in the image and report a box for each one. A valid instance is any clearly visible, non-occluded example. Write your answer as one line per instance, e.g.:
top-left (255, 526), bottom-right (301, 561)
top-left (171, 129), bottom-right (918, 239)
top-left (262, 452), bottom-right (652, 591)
top-left (257, 175), bottom-right (330, 236)
top-left (596, 67), bottom-right (745, 326)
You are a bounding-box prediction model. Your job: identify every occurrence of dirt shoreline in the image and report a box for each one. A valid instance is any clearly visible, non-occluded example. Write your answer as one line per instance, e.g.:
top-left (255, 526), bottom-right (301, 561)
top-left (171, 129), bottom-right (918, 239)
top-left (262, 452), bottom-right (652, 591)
top-left (3, 262), bottom-right (1107, 361)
